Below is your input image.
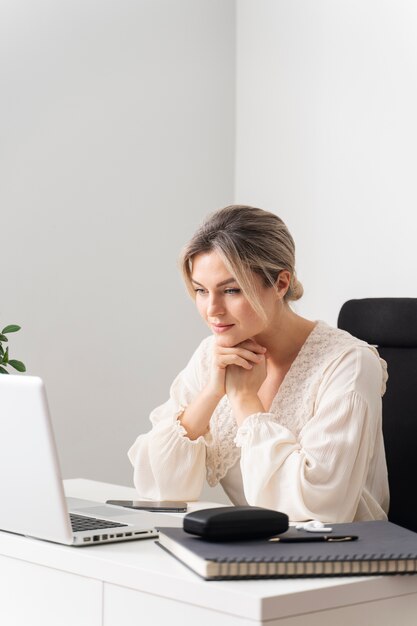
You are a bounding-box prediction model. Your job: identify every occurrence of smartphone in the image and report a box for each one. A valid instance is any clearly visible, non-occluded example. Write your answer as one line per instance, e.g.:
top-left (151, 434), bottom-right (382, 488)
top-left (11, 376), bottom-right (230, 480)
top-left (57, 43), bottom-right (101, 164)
top-left (106, 500), bottom-right (187, 512)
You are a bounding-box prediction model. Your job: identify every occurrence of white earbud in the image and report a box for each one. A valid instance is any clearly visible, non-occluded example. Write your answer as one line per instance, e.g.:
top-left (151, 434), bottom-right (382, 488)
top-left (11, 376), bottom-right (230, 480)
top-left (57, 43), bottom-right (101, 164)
top-left (295, 520), bottom-right (333, 533)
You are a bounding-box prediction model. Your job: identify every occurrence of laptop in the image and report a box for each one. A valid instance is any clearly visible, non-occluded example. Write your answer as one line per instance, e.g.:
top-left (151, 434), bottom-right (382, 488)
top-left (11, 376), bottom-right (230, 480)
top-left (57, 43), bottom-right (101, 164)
top-left (0, 375), bottom-right (182, 546)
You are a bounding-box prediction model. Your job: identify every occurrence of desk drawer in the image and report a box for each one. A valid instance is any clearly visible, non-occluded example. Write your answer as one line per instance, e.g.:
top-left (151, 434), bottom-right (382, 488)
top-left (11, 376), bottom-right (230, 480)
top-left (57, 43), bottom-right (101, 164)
top-left (0, 554), bottom-right (102, 626)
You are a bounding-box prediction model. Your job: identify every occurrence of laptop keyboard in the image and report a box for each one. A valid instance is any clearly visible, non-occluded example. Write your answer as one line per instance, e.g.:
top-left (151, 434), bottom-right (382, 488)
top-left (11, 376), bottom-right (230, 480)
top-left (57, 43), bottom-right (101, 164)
top-left (70, 513), bottom-right (128, 532)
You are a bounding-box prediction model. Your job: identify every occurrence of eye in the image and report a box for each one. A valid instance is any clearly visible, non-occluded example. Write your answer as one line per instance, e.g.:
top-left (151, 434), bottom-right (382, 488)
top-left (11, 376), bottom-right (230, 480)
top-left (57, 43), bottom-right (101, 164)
top-left (224, 288), bottom-right (241, 295)
top-left (194, 288), bottom-right (207, 295)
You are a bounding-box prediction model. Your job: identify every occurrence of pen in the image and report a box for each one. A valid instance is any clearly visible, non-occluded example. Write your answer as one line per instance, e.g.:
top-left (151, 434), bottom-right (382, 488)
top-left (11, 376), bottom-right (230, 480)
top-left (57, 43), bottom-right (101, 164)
top-left (269, 535), bottom-right (358, 543)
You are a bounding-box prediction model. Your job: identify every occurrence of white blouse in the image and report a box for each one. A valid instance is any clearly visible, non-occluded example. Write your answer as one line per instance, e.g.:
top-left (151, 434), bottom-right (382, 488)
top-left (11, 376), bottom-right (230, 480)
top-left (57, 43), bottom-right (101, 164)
top-left (128, 321), bottom-right (390, 523)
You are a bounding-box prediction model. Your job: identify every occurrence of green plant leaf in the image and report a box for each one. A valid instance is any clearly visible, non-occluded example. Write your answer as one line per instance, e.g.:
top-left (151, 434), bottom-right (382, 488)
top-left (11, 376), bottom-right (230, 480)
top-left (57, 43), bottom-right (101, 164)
top-left (9, 359), bottom-right (26, 372)
top-left (2, 347), bottom-right (9, 365)
top-left (2, 325), bottom-right (21, 334)
top-left (0, 334), bottom-right (8, 342)
top-left (0, 366), bottom-right (9, 374)
top-left (0, 345), bottom-right (3, 356)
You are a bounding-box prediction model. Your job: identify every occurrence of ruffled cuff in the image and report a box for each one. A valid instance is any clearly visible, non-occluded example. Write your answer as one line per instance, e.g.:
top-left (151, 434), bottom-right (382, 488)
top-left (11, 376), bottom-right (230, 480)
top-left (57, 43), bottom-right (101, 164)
top-left (234, 412), bottom-right (277, 447)
top-left (173, 406), bottom-right (213, 446)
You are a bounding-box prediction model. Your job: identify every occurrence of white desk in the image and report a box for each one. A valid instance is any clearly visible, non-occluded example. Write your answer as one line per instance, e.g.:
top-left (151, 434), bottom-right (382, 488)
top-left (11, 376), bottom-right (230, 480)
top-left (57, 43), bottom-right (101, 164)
top-left (1, 479), bottom-right (417, 626)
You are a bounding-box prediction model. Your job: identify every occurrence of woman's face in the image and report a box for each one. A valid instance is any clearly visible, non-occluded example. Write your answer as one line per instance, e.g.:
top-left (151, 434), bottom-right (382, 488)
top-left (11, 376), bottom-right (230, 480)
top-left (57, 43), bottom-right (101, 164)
top-left (191, 250), bottom-right (280, 347)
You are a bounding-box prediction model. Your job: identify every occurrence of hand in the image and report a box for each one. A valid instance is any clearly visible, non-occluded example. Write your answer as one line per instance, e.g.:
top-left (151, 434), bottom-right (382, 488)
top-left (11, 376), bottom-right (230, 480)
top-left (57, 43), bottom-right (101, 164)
top-left (225, 339), bottom-right (268, 401)
top-left (206, 338), bottom-right (267, 400)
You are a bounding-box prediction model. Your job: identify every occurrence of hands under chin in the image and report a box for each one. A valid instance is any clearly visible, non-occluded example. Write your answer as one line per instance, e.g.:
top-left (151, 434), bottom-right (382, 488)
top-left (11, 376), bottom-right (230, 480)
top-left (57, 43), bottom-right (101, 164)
top-left (225, 354), bottom-right (267, 426)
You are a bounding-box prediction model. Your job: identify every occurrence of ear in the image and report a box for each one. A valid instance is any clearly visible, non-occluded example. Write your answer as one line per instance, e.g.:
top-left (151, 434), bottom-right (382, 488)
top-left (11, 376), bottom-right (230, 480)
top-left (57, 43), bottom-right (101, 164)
top-left (275, 270), bottom-right (291, 299)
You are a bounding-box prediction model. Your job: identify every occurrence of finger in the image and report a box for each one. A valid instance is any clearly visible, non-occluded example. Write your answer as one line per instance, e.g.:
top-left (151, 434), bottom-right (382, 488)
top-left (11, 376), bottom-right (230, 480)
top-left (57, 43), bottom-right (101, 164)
top-left (215, 343), bottom-right (264, 357)
top-left (234, 339), bottom-right (267, 354)
top-left (216, 354), bottom-right (253, 370)
top-left (216, 347), bottom-right (265, 365)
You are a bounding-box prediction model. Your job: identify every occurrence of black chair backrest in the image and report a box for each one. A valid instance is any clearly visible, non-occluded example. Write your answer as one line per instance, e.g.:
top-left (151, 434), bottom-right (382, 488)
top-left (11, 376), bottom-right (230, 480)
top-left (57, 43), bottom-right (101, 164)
top-left (338, 298), bottom-right (417, 532)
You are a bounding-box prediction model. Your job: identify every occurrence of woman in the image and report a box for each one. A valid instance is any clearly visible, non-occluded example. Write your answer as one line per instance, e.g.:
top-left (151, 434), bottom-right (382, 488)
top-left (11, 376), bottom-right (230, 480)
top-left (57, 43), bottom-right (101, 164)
top-left (128, 205), bottom-right (389, 522)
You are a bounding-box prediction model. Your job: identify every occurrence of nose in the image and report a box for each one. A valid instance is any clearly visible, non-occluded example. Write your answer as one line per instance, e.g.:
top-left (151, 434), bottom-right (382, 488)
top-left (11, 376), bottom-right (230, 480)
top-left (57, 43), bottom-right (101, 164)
top-left (206, 293), bottom-right (225, 317)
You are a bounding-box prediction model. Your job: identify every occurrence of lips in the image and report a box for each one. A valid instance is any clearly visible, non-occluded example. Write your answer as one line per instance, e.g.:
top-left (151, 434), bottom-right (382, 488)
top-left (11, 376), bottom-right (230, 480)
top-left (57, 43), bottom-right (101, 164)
top-left (211, 323), bottom-right (235, 333)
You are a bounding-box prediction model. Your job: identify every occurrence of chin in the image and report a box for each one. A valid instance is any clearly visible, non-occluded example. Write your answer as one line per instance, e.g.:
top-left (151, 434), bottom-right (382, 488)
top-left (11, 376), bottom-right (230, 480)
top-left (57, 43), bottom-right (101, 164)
top-left (215, 338), bottom-right (235, 348)
top-left (215, 331), bottom-right (252, 348)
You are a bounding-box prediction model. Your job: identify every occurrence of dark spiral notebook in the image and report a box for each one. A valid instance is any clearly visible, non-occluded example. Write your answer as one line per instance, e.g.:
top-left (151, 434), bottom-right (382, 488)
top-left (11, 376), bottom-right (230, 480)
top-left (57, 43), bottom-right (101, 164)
top-left (156, 521), bottom-right (417, 580)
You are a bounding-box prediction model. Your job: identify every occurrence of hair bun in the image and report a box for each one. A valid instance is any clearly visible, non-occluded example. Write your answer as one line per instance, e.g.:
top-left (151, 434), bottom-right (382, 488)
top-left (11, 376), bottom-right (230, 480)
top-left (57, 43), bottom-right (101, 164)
top-left (288, 275), bottom-right (304, 302)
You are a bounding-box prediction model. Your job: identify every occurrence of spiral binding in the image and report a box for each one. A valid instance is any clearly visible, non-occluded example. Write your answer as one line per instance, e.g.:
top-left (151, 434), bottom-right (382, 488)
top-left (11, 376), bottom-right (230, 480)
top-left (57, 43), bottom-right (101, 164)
top-left (209, 554), bottom-right (417, 579)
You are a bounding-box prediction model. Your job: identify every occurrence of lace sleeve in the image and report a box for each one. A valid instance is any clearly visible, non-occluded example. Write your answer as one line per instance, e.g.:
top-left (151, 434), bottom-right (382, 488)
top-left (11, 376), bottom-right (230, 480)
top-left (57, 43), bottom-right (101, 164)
top-left (234, 347), bottom-right (389, 522)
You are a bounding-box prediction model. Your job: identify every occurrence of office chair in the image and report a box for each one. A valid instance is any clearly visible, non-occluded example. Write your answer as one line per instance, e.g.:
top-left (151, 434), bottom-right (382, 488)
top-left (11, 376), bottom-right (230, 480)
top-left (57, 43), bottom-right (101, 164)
top-left (337, 298), bottom-right (417, 532)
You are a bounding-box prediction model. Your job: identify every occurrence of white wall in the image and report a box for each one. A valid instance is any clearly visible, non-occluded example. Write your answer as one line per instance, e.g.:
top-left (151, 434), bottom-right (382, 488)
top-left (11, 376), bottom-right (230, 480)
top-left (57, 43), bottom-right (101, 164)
top-left (235, 0), bottom-right (417, 325)
top-left (1, 0), bottom-right (235, 495)
top-left (4, 0), bottom-right (416, 500)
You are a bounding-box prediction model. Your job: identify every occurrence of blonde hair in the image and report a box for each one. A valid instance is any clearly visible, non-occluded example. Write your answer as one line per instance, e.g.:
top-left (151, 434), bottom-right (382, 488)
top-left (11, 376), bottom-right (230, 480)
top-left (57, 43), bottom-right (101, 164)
top-left (179, 205), bottom-right (303, 319)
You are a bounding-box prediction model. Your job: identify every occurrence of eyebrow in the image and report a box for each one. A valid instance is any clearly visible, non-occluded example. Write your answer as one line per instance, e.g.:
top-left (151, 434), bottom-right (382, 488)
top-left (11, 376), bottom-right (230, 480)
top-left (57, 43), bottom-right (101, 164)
top-left (191, 278), bottom-right (238, 288)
